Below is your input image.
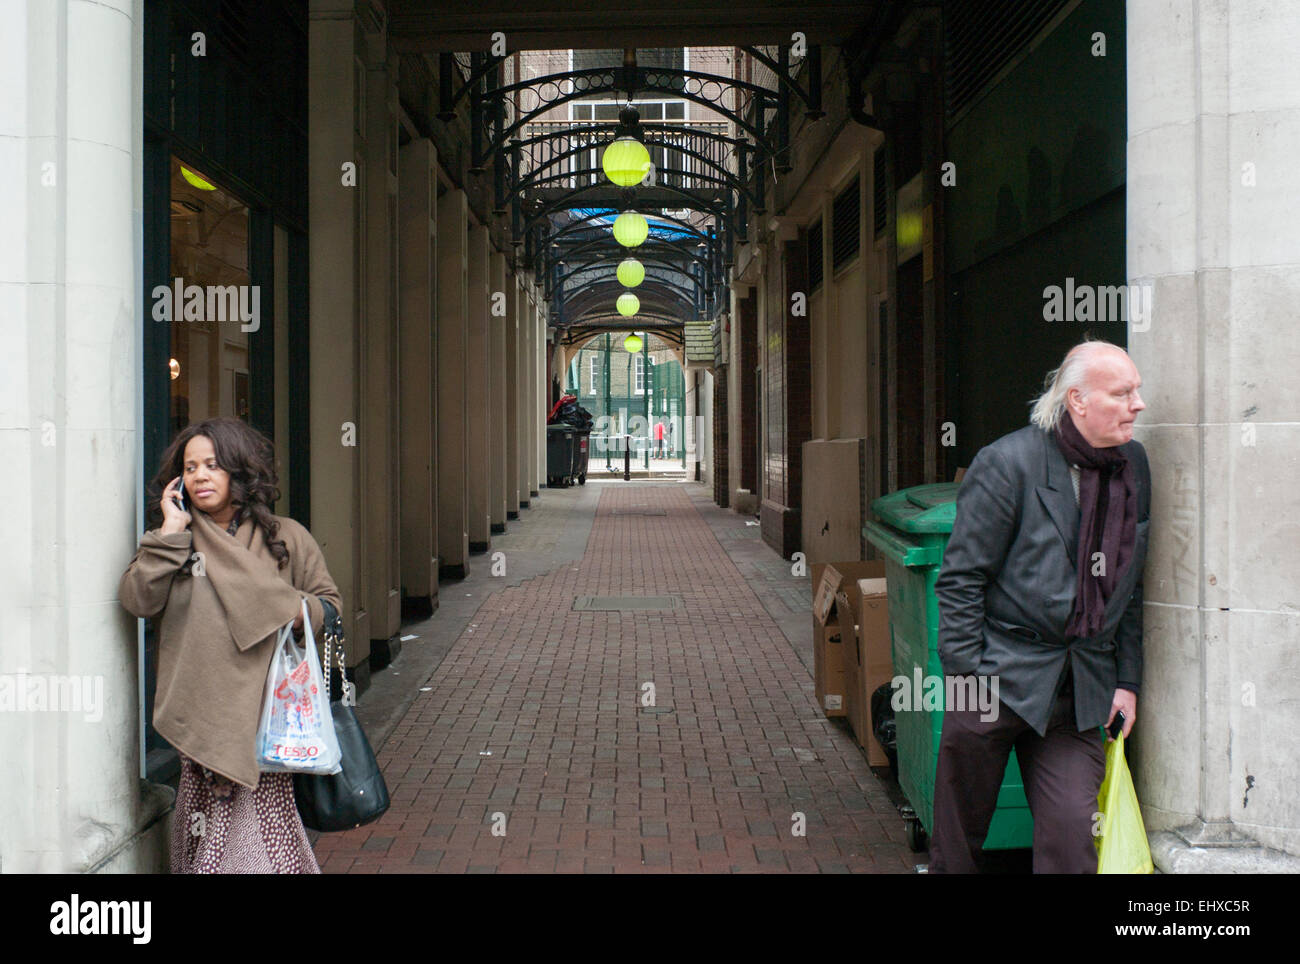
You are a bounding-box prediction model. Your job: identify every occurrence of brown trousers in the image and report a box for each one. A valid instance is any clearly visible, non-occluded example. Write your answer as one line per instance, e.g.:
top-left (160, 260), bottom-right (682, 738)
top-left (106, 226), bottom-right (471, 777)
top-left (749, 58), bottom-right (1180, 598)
top-left (928, 679), bottom-right (1106, 873)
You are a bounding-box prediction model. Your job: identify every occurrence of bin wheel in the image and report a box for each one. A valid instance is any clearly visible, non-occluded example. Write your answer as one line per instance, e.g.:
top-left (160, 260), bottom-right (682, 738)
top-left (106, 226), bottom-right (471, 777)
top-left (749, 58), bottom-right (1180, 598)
top-left (905, 816), bottom-right (928, 853)
top-left (578, 473), bottom-right (586, 485)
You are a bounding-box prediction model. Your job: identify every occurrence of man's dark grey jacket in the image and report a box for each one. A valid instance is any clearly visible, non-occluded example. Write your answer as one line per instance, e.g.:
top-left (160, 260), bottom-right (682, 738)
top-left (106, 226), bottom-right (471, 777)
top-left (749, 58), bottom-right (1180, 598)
top-left (934, 424), bottom-right (1151, 735)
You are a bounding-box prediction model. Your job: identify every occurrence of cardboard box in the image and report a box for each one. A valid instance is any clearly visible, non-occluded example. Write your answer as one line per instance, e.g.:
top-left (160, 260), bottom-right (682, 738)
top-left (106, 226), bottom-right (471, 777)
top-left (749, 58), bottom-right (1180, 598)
top-left (810, 561), bottom-right (888, 721)
top-left (856, 577), bottom-right (892, 767)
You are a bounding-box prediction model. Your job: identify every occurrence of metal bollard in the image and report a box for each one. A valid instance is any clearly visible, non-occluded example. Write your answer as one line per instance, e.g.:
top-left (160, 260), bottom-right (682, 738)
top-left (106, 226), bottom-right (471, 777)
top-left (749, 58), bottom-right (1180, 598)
top-left (624, 434), bottom-right (631, 481)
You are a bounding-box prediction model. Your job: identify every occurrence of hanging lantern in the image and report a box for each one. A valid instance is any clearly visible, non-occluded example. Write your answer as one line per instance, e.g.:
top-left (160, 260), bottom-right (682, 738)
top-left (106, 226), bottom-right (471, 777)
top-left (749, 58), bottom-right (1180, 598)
top-left (617, 258), bottom-right (645, 288)
top-left (601, 136), bottom-right (652, 187)
top-left (617, 292), bottom-right (640, 317)
top-left (623, 333), bottom-right (644, 353)
top-left (613, 211), bottom-right (649, 248)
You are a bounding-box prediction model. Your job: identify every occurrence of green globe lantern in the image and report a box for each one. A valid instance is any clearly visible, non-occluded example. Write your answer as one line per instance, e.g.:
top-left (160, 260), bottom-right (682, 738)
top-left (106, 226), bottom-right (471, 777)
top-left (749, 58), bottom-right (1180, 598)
top-left (617, 292), bottom-right (640, 317)
top-left (613, 211), bottom-right (649, 248)
top-left (602, 136), bottom-right (652, 187)
top-left (623, 333), bottom-right (644, 353)
top-left (617, 258), bottom-right (645, 288)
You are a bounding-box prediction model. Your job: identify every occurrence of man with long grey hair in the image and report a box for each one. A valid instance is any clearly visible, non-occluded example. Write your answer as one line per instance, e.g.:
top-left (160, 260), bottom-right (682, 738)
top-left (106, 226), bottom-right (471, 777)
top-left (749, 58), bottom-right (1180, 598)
top-left (929, 339), bottom-right (1151, 873)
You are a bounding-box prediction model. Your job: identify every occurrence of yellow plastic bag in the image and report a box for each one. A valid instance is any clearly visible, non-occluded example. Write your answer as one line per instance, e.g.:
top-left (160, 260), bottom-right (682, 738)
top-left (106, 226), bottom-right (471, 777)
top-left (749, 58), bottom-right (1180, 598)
top-left (1095, 733), bottom-right (1154, 874)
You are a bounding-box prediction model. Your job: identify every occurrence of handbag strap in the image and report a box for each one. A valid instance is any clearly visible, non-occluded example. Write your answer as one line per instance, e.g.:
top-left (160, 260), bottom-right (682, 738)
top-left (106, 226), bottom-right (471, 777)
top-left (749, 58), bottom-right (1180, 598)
top-left (319, 598), bottom-right (354, 706)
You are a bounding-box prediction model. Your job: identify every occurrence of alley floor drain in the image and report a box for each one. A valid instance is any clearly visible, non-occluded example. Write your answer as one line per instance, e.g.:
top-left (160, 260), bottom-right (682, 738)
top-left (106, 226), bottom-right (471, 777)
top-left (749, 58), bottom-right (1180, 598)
top-left (572, 595), bottom-right (684, 612)
top-left (611, 508), bottom-right (667, 516)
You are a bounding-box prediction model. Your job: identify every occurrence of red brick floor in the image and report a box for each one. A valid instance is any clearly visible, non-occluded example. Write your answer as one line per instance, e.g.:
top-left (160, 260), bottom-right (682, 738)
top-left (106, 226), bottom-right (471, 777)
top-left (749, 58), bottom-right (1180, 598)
top-left (315, 485), bottom-right (914, 873)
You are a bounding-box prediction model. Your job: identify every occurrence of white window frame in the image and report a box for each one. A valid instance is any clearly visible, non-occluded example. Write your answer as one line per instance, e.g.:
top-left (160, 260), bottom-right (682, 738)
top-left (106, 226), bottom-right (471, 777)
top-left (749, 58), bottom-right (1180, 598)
top-left (589, 355), bottom-right (598, 395)
top-left (634, 354), bottom-right (645, 395)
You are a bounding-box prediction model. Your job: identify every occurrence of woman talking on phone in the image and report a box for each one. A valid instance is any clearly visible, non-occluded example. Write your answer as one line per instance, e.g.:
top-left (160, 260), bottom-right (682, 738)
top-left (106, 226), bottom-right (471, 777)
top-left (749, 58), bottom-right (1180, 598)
top-left (119, 416), bottom-right (341, 873)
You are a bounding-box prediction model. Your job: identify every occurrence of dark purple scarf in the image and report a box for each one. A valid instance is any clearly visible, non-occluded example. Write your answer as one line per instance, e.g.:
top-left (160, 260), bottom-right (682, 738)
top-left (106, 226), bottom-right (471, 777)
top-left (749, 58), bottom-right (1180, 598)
top-left (1053, 415), bottom-right (1138, 638)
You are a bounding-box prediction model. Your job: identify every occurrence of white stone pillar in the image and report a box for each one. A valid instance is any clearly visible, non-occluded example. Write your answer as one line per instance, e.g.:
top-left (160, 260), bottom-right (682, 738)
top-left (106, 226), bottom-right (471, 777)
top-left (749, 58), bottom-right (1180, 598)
top-left (489, 251), bottom-right (508, 532)
top-left (397, 137), bottom-right (438, 612)
top-left (1129, 0), bottom-right (1300, 869)
top-left (466, 222), bottom-right (491, 551)
top-left (0, 0), bottom-right (170, 872)
top-left (436, 188), bottom-right (469, 575)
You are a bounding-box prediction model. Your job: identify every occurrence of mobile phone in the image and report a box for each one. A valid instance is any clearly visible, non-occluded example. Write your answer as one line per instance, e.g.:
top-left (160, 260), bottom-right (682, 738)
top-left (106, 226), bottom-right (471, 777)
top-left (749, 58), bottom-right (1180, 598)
top-left (1107, 710), bottom-right (1126, 740)
top-left (173, 479), bottom-right (186, 512)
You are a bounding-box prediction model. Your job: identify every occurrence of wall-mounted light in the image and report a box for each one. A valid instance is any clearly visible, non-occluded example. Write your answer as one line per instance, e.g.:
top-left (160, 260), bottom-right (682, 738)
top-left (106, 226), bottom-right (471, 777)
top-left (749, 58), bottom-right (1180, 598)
top-left (169, 358), bottom-right (181, 380)
top-left (180, 167), bottom-right (217, 191)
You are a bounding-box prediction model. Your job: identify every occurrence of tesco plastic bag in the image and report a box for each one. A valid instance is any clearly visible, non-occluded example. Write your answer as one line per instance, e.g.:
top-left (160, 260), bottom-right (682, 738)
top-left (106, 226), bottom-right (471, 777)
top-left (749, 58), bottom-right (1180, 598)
top-left (256, 599), bottom-right (342, 774)
top-left (1095, 733), bottom-right (1153, 874)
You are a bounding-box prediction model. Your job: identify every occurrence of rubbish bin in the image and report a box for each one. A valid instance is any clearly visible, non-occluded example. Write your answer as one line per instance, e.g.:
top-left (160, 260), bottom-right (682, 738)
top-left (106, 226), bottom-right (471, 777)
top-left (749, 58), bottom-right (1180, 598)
top-left (546, 425), bottom-right (575, 487)
top-left (863, 482), bottom-right (1034, 854)
top-left (571, 429), bottom-right (591, 485)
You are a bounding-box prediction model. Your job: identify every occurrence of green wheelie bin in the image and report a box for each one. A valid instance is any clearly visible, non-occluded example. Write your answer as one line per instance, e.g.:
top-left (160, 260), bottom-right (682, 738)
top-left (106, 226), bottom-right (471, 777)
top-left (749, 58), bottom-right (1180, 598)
top-left (863, 482), bottom-right (1034, 854)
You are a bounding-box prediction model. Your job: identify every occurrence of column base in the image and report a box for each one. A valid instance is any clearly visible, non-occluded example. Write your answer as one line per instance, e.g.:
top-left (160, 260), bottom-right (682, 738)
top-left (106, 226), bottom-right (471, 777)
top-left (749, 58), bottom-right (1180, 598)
top-left (440, 561), bottom-right (468, 580)
top-left (469, 540), bottom-right (490, 554)
top-left (530, 489), bottom-right (539, 498)
top-left (85, 781), bottom-right (175, 873)
top-left (507, 510), bottom-right (519, 520)
top-left (401, 594), bottom-right (437, 621)
top-left (490, 522), bottom-right (506, 534)
top-left (1149, 820), bottom-right (1300, 873)
top-left (519, 499), bottom-right (530, 509)
top-left (760, 499), bottom-right (801, 558)
top-left (368, 634), bottom-right (402, 671)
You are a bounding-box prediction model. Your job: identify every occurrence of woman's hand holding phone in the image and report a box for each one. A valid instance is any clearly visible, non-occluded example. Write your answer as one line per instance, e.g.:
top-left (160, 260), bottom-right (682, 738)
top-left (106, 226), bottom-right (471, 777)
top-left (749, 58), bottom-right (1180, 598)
top-left (161, 476), bottom-right (192, 535)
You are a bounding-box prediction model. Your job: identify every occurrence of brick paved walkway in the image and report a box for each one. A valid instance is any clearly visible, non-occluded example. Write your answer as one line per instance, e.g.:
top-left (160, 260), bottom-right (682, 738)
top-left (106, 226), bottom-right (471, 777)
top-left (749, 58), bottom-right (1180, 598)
top-left (315, 484), bottom-right (914, 873)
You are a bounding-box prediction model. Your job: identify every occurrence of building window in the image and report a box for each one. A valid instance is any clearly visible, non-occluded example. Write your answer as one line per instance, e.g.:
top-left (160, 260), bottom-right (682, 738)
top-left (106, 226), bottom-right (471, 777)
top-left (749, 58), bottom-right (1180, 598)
top-left (589, 355), bottom-right (598, 394)
top-left (635, 354), bottom-right (645, 394)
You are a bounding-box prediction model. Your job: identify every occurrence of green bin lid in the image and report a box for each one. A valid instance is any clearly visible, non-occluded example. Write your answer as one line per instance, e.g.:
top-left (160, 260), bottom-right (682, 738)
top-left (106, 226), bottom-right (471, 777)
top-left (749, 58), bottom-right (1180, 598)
top-left (870, 481), bottom-right (961, 534)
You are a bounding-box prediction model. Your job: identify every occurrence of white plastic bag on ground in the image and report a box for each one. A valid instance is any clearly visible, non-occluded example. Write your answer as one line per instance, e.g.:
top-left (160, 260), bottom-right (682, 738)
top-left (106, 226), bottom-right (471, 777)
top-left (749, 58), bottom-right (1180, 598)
top-left (256, 598), bottom-right (342, 774)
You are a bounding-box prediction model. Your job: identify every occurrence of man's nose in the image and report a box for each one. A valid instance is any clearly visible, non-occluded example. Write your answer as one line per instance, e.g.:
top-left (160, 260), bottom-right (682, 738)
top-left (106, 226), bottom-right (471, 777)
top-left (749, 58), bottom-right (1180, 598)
top-left (1131, 390), bottom-right (1146, 411)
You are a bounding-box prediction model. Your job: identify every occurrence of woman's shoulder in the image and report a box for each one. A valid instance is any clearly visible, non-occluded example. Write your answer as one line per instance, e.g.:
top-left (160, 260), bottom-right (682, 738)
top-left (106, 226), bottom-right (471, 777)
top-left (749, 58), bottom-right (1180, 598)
top-left (271, 514), bottom-right (318, 547)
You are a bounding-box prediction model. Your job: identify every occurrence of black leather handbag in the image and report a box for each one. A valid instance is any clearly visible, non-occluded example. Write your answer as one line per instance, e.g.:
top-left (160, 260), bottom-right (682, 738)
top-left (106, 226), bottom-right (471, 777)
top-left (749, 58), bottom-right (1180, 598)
top-left (294, 601), bottom-right (391, 832)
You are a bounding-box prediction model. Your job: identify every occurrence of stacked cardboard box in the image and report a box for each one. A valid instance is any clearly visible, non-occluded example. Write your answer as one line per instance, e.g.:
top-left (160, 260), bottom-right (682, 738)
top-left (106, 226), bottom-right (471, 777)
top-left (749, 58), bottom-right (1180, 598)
top-left (810, 561), bottom-right (892, 766)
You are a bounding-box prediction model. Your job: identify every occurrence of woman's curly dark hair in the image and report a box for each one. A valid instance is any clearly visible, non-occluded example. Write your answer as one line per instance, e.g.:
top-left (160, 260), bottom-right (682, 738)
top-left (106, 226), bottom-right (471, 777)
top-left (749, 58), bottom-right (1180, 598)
top-left (147, 417), bottom-right (289, 569)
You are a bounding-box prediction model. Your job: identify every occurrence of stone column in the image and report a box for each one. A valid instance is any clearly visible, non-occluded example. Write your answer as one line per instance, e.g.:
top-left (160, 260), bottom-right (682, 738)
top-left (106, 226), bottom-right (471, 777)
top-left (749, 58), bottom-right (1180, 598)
top-left (397, 137), bottom-right (438, 617)
top-left (489, 251), bottom-right (508, 532)
top-left (436, 189), bottom-right (469, 577)
top-left (362, 41), bottom-right (400, 652)
top-left (0, 0), bottom-right (172, 873)
top-left (1128, 0), bottom-right (1300, 869)
top-left (506, 272), bottom-right (521, 516)
top-left (530, 295), bottom-right (543, 495)
top-left (520, 285), bottom-right (535, 504)
top-left (309, 0), bottom-right (370, 659)
top-left (466, 222), bottom-right (491, 552)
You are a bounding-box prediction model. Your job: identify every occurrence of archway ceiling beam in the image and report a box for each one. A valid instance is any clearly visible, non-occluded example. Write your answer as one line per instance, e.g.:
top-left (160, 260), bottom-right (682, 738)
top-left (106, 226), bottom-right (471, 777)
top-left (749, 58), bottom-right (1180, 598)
top-left (559, 325), bottom-right (685, 351)
top-left (563, 286), bottom-right (695, 322)
top-left (521, 177), bottom-right (750, 222)
top-left (549, 260), bottom-right (702, 298)
top-left (473, 66), bottom-right (778, 165)
top-left (541, 208), bottom-right (712, 246)
top-left (556, 276), bottom-right (699, 312)
top-left (387, 0), bottom-right (872, 51)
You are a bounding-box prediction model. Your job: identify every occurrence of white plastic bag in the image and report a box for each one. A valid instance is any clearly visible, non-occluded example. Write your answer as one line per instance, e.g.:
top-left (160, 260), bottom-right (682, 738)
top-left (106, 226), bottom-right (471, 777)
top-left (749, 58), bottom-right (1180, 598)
top-left (256, 598), bottom-right (342, 774)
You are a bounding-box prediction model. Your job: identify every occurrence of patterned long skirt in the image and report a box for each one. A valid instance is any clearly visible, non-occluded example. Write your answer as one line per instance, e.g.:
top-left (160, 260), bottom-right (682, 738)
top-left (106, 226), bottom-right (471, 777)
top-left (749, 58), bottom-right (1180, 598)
top-left (171, 755), bottom-right (320, 874)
